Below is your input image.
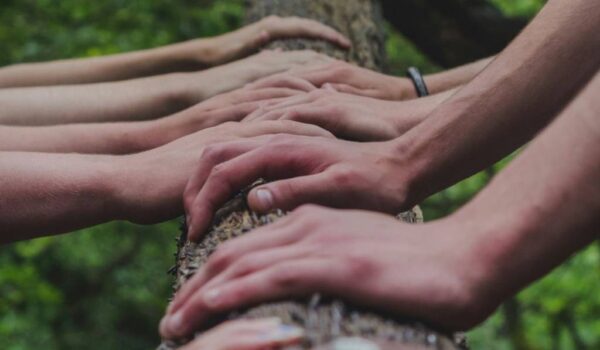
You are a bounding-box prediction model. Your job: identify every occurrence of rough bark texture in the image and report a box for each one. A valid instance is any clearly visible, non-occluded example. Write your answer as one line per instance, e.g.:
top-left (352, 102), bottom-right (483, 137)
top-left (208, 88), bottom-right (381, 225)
top-left (159, 1), bottom-right (466, 349)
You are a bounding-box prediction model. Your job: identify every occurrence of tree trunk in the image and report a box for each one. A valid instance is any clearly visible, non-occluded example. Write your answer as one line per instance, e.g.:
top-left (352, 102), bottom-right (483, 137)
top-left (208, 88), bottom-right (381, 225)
top-left (159, 1), bottom-right (465, 349)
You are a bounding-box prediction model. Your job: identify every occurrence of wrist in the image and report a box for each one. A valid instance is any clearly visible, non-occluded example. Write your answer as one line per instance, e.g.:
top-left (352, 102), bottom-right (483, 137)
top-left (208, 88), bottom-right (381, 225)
top-left (446, 204), bottom-right (538, 313)
top-left (108, 153), bottom-right (157, 223)
top-left (384, 136), bottom-right (430, 208)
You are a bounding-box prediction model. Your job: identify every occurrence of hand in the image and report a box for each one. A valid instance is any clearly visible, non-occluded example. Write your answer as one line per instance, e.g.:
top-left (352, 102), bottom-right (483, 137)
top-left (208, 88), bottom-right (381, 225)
top-left (205, 16), bottom-right (351, 65)
top-left (243, 88), bottom-right (422, 141)
top-left (141, 86), bottom-right (306, 149)
top-left (186, 50), bottom-right (333, 102)
top-left (111, 121), bottom-right (333, 225)
top-left (177, 318), bottom-right (303, 350)
top-left (247, 60), bottom-right (416, 100)
top-left (183, 135), bottom-right (419, 241)
top-left (161, 206), bottom-right (494, 339)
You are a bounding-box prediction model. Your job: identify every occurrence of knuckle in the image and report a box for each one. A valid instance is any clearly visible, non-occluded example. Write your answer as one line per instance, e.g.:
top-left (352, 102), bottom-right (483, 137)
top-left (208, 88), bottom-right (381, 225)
top-left (271, 266), bottom-right (301, 287)
top-left (199, 145), bottom-right (222, 163)
top-left (183, 193), bottom-right (196, 213)
top-left (343, 254), bottom-right (375, 279)
top-left (209, 245), bottom-right (236, 270)
top-left (331, 167), bottom-right (358, 186)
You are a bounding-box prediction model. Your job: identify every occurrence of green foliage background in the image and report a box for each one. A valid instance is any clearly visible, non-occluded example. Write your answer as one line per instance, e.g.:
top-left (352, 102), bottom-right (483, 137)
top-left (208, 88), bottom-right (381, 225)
top-left (0, 1), bottom-right (598, 349)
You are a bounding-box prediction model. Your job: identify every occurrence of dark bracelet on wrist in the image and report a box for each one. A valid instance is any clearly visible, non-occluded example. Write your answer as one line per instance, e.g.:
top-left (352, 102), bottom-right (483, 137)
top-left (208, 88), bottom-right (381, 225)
top-left (406, 67), bottom-right (429, 98)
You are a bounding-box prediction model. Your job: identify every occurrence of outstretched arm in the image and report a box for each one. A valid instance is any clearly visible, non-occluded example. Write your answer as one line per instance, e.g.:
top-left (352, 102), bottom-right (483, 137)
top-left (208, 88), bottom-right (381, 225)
top-left (0, 16), bottom-right (349, 88)
top-left (0, 86), bottom-right (302, 154)
top-left (396, 0), bottom-right (600, 204)
top-left (0, 50), bottom-right (330, 126)
top-left (0, 121), bottom-right (331, 245)
top-left (162, 70), bottom-right (600, 338)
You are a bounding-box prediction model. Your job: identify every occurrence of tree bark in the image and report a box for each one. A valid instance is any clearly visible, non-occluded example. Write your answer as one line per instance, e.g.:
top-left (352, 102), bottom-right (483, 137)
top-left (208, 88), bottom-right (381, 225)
top-left (381, 0), bottom-right (526, 67)
top-left (159, 1), bottom-right (465, 349)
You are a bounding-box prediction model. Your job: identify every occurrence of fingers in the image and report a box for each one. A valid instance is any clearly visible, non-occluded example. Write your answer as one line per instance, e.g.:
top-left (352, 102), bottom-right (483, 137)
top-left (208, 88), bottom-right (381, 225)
top-left (167, 218), bottom-right (301, 316)
top-left (263, 16), bottom-right (351, 48)
top-left (245, 73), bottom-right (317, 92)
top-left (162, 258), bottom-right (337, 338)
top-left (323, 82), bottom-right (377, 98)
top-left (235, 120), bottom-right (334, 139)
top-left (247, 172), bottom-right (340, 213)
top-left (177, 318), bottom-right (303, 350)
top-left (186, 145), bottom-right (308, 240)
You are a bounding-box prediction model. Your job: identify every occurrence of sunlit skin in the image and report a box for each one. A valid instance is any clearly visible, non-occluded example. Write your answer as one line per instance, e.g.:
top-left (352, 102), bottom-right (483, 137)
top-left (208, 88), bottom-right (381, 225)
top-left (161, 70), bottom-right (600, 339)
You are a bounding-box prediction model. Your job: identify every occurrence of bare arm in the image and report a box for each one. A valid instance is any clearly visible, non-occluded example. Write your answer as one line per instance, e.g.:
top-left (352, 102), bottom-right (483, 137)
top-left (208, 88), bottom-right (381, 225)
top-left (178, 0), bottom-right (600, 239)
top-left (163, 70), bottom-right (600, 337)
top-left (0, 50), bottom-right (330, 126)
top-left (0, 16), bottom-right (349, 88)
top-left (397, 0), bottom-right (600, 205)
top-left (0, 121), bottom-right (331, 245)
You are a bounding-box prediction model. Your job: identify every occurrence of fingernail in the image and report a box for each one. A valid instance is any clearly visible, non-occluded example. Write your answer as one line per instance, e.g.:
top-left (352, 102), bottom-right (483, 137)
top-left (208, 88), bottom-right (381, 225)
top-left (166, 311), bottom-right (184, 336)
top-left (261, 324), bottom-right (304, 342)
top-left (203, 288), bottom-right (221, 307)
top-left (255, 188), bottom-right (274, 211)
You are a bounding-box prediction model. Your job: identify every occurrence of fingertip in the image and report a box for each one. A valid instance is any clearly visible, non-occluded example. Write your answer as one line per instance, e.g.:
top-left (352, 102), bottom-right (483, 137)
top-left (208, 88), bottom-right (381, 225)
top-left (248, 187), bottom-right (275, 213)
top-left (322, 83), bottom-right (338, 92)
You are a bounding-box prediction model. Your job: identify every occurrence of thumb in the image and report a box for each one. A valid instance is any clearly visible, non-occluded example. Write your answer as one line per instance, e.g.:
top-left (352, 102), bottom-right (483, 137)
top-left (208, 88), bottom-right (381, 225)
top-left (247, 173), bottom-right (338, 213)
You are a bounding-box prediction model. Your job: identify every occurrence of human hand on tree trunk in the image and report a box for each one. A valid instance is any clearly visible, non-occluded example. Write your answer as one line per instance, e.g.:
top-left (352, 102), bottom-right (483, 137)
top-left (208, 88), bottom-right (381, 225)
top-left (182, 135), bottom-right (420, 241)
top-left (161, 206), bottom-right (494, 339)
top-left (242, 88), bottom-right (429, 141)
top-left (110, 121), bottom-right (334, 226)
top-left (245, 60), bottom-right (417, 100)
top-left (197, 15), bottom-right (351, 66)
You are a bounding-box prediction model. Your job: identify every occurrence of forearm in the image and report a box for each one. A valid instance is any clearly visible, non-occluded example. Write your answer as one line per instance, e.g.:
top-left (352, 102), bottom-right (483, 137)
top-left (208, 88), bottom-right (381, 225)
top-left (397, 0), bottom-right (600, 204)
top-left (424, 56), bottom-right (494, 94)
top-left (0, 39), bottom-right (212, 88)
top-left (450, 71), bottom-right (600, 305)
top-left (390, 87), bottom-right (458, 133)
top-left (0, 152), bottom-right (121, 243)
top-left (0, 73), bottom-right (195, 125)
top-left (0, 122), bottom-right (162, 154)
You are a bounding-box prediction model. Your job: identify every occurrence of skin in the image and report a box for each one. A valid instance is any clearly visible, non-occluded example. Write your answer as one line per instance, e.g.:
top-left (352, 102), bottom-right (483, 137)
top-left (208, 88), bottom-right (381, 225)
top-left (183, 0), bottom-right (600, 240)
top-left (0, 50), bottom-right (333, 126)
top-left (0, 16), bottom-right (350, 88)
top-left (0, 87), bottom-right (304, 154)
top-left (179, 318), bottom-right (304, 350)
top-left (245, 55), bottom-right (493, 100)
top-left (160, 70), bottom-right (600, 339)
top-left (243, 87), bottom-right (457, 141)
top-left (0, 120), bottom-right (332, 244)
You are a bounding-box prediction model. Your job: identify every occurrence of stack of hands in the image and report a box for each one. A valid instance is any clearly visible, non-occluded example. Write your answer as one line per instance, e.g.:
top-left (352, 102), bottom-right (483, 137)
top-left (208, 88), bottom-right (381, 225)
top-left (1, 3), bottom-right (600, 348)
